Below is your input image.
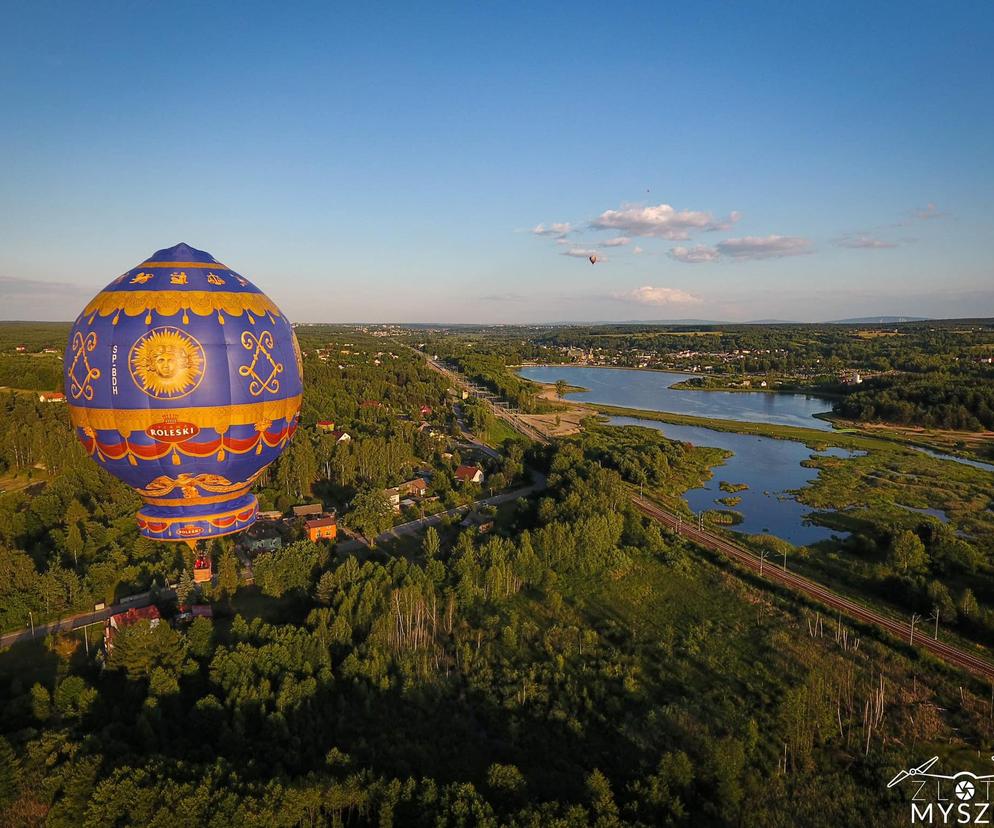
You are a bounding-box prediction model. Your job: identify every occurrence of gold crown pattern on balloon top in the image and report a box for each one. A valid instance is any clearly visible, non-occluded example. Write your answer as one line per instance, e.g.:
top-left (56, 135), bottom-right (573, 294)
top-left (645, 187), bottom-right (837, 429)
top-left (79, 256), bottom-right (284, 327)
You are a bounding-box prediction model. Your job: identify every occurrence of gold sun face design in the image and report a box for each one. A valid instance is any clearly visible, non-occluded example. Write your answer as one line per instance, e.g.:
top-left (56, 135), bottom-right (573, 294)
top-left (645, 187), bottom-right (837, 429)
top-left (129, 327), bottom-right (205, 399)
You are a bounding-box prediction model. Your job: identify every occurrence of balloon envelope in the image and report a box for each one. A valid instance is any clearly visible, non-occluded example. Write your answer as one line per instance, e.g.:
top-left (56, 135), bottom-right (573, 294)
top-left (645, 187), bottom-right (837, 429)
top-left (64, 243), bottom-right (302, 544)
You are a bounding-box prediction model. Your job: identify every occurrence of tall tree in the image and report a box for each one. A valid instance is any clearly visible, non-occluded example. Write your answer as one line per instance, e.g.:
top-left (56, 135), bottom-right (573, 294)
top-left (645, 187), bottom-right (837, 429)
top-left (347, 487), bottom-right (394, 545)
top-left (423, 526), bottom-right (441, 559)
top-left (216, 547), bottom-right (240, 601)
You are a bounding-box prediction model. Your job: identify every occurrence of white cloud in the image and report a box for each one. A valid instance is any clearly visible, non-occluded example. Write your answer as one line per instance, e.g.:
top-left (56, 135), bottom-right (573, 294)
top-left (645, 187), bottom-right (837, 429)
top-left (600, 236), bottom-right (630, 247)
top-left (832, 234), bottom-right (898, 249)
top-left (668, 244), bottom-right (720, 263)
top-left (562, 248), bottom-right (600, 259)
top-left (591, 203), bottom-right (740, 240)
top-left (532, 222), bottom-right (573, 238)
top-left (716, 235), bottom-right (812, 260)
top-left (617, 285), bottom-right (701, 305)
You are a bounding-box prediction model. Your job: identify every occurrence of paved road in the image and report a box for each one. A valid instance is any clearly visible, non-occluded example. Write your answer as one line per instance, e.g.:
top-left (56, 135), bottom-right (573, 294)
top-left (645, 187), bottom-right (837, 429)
top-left (420, 350), bottom-right (994, 681)
top-left (0, 589), bottom-right (173, 649)
top-left (338, 471), bottom-right (546, 552)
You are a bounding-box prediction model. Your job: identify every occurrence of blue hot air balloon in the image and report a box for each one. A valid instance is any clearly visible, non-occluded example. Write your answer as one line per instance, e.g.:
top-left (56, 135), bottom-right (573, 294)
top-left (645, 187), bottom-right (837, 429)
top-left (65, 243), bottom-right (302, 550)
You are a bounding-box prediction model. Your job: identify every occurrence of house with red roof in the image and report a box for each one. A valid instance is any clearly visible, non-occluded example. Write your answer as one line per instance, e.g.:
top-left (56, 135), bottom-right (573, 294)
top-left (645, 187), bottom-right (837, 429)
top-left (455, 465), bottom-right (484, 485)
top-left (305, 515), bottom-right (338, 542)
top-left (104, 605), bottom-right (160, 652)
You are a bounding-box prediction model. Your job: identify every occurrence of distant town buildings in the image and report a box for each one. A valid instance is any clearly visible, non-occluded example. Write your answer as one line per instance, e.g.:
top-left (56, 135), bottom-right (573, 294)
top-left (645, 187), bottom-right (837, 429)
top-left (38, 392), bottom-right (66, 402)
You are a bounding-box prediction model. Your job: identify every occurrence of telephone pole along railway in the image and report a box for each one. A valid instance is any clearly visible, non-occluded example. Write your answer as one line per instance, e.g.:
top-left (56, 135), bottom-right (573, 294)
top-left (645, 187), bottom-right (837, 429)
top-left (418, 351), bottom-right (994, 682)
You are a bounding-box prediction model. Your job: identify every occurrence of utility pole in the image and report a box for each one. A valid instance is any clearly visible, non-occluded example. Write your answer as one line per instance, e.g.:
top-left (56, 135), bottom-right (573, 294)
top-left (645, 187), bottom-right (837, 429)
top-left (783, 548), bottom-right (788, 572)
top-left (910, 613), bottom-right (922, 646)
top-left (28, 611), bottom-right (34, 639)
top-left (759, 550), bottom-right (770, 576)
top-left (930, 606), bottom-right (940, 640)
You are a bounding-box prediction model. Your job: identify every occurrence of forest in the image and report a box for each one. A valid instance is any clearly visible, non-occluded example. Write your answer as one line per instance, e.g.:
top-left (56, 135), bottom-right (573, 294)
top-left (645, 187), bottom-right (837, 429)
top-left (6, 429), bottom-right (994, 824)
top-left (833, 373), bottom-right (994, 431)
top-left (2, 322), bottom-right (994, 825)
top-left (413, 320), bottom-right (994, 433)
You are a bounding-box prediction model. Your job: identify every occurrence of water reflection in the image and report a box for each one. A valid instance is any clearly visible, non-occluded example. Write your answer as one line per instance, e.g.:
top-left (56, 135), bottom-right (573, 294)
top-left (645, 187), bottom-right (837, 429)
top-left (609, 416), bottom-right (858, 546)
top-left (520, 366), bottom-right (835, 430)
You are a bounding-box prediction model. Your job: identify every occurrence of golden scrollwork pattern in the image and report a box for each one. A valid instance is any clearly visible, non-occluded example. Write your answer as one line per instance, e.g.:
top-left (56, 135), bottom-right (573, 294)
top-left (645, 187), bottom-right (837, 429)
top-left (239, 330), bottom-right (283, 396)
top-left (137, 471), bottom-right (262, 499)
top-left (68, 331), bottom-right (101, 400)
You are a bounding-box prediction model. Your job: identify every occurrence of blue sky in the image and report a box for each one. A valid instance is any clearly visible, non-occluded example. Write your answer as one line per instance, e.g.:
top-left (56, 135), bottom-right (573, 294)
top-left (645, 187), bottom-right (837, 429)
top-left (1, 1), bottom-right (992, 322)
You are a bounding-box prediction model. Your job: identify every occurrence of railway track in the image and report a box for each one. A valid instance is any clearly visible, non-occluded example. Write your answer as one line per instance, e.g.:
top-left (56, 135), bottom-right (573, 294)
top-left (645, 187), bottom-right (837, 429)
top-left (418, 350), bottom-right (994, 681)
top-left (634, 497), bottom-right (994, 681)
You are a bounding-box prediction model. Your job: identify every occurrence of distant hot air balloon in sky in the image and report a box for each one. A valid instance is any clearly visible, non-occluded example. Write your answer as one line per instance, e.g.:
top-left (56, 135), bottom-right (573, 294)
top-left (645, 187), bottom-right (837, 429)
top-left (65, 243), bottom-right (302, 548)
top-left (589, 254), bottom-right (598, 265)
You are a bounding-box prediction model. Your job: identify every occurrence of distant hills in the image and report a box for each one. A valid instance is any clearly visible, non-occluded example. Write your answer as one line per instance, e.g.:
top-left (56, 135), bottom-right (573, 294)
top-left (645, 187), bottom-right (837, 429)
top-left (827, 316), bottom-right (930, 324)
top-left (539, 316), bottom-right (932, 326)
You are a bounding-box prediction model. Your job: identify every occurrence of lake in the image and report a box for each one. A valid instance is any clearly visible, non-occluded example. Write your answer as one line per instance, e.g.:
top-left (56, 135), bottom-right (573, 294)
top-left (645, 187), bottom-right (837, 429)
top-left (609, 415), bottom-right (856, 545)
top-left (519, 364), bottom-right (989, 545)
top-left (519, 365), bottom-right (835, 430)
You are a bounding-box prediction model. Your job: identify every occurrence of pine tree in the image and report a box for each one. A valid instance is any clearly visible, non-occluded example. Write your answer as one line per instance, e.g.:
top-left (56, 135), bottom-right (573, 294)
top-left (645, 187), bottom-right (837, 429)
top-left (0, 736), bottom-right (21, 809)
top-left (315, 570), bottom-right (336, 605)
top-left (30, 683), bottom-right (51, 722)
top-left (216, 547), bottom-right (239, 600)
top-left (423, 526), bottom-right (441, 559)
top-left (176, 569), bottom-right (196, 606)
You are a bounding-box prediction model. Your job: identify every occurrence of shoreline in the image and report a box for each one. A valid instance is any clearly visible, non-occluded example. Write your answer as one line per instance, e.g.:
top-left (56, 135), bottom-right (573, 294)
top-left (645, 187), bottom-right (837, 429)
top-left (587, 403), bottom-right (994, 470)
top-left (516, 363), bottom-right (836, 400)
top-left (517, 367), bottom-right (992, 465)
top-left (585, 403), bottom-right (863, 449)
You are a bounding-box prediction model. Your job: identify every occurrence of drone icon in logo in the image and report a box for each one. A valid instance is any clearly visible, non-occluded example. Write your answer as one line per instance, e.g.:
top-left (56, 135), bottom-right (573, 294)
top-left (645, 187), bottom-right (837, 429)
top-left (888, 756), bottom-right (994, 801)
